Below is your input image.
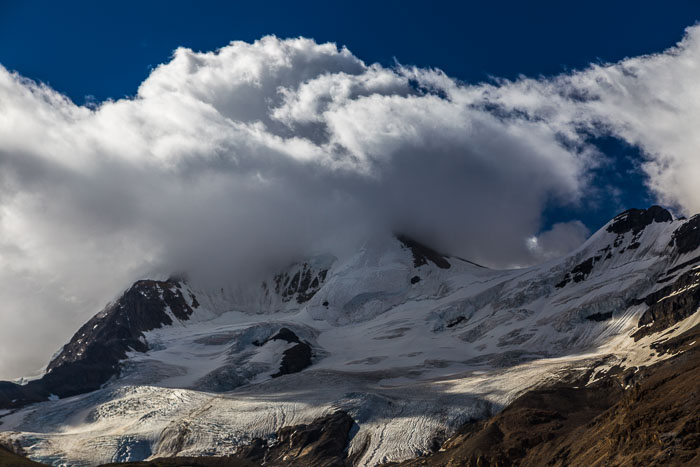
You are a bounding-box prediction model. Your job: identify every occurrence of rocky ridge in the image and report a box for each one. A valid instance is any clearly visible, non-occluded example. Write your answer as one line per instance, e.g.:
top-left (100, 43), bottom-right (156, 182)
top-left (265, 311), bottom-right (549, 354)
top-left (1, 206), bottom-right (700, 466)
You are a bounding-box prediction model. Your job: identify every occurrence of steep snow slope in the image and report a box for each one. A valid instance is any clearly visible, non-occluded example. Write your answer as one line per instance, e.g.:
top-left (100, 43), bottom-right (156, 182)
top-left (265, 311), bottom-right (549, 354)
top-left (2, 207), bottom-right (700, 466)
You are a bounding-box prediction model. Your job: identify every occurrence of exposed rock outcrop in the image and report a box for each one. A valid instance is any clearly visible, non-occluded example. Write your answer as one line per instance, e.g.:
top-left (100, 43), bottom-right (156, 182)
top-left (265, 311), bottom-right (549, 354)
top-left (0, 279), bottom-right (198, 409)
top-left (388, 325), bottom-right (700, 467)
top-left (633, 268), bottom-right (700, 340)
top-left (556, 255), bottom-right (600, 288)
top-left (397, 235), bottom-right (451, 269)
top-left (606, 205), bottom-right (673, 235)
top-left (97, 411), bottom-right (356, 467)
top-left (669, 214), bottom-right (700, 255)
top-left (268, 328), bottom-right (313, 378)
top-left (235, 410), bottom-right (355, 466)
top-left (273, 262), bottom-right (329, 303)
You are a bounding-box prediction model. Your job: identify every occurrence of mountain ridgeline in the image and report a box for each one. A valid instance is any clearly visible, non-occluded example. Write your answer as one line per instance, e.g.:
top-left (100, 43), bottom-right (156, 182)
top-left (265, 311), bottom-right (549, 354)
top-left (1, 206), bottom-right (700, 466)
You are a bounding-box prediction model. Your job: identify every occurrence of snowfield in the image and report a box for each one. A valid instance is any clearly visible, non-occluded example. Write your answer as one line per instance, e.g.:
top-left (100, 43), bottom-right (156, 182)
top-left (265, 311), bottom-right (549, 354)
top-left (2, 211), bottom-right (699, 466)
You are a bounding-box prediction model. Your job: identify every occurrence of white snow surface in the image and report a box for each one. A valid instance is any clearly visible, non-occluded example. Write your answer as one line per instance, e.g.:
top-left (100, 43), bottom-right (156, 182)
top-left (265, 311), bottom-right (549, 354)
top-left (1, 220), bottom-right (699, 466)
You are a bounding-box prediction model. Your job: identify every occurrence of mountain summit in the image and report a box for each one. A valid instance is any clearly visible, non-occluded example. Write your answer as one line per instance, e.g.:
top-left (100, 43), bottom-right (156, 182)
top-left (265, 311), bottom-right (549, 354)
top-left (1, 206), bottom-right (699, 465)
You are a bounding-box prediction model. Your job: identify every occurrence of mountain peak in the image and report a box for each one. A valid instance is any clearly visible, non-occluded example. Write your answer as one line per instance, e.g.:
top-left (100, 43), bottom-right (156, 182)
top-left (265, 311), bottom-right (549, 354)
top-left (606, 205), bottom-right (673, 235)
top-left (3, 207), bottom-right (700, 466)
top-left (396, 234), bottom-right (451, 269)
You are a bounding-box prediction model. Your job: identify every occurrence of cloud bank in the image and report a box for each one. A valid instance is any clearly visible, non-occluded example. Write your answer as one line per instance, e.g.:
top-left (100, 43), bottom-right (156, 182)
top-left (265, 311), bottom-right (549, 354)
top-left (1, 27), bottom-right (700, 378)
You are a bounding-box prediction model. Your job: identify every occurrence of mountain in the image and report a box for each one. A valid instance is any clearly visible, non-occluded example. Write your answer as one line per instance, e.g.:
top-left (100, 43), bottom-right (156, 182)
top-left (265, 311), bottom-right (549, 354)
top-left (1, 206), bottom-right (699, 466)
top-left (391, 325), bottom-right (700, 466)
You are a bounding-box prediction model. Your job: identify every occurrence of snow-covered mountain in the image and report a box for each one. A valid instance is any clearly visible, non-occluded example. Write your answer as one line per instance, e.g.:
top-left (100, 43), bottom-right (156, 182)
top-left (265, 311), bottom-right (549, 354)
top-left (1, 206), bottom-right (700, 466)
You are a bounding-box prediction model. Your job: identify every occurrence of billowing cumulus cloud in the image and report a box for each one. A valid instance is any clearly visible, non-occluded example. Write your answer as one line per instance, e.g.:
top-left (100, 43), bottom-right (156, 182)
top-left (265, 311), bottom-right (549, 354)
top-left (526, 221), bottom-right (591, 263)
top-left (470, 24), bottom-right (700, 216)
top-left (1, 29), bottom-right (700, 379)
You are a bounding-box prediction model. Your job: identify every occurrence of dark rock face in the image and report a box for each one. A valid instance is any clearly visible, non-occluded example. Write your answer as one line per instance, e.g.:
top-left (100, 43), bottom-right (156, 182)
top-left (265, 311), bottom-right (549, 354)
top-left (570, 257), bottom-right (595, 281)
top-left (0, 444), bottom-right (47, 466)
top-left (670, 214), bottom-right (700, 255)
top-left (446, 316), bottom-right (467, 328)
top-left (606, 205), bottom-right (673, 235)
top-left (273, 263), bottom-right (328, 303)
top-left (556, 256), bottom-right (601, 288)
top-left (663, 254), bottom-right (700, 278)
top-left (0, 381), bottom-right (47, 409)
top-left (632, 268), bottom-right (700, 340)
top-left (556, 207), bottom-right (674, 290)
top-left (97, 411), bottom-right (356, 467)
top-left (269, 327), bottom-right (302, 344)
top-left (585, 311), bottom-right (613, 322)
top-left (269, 328), bottom-right (313, 378)
top-left (0, 279), bottom-right (197, 409)
top-left (651, 321), bottom-right (700, 356)
top-left (48, 280), bottom-right (197, 373)
top-left (388, 380), bottom-right (623, 467)
top-left (272, 343), bottom-right (312, 377)
top-left (238, 411), bottom-right (355, 467)
top-left (397, 235), bottom-right (451, 269)
top-left (390, 326), bottom-right (700, 467)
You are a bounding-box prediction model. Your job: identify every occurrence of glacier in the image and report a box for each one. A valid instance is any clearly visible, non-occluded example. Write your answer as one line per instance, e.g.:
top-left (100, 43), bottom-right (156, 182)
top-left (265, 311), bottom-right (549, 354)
top-left (2, 207), bottom-right (700, 466)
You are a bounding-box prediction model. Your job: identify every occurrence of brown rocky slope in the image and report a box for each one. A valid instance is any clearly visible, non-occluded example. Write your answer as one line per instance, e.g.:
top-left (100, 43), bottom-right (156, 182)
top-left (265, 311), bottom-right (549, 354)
top-left (388, 323), bottom-right (700, 467)
top-left (5, 334), bottom-right (697, 467)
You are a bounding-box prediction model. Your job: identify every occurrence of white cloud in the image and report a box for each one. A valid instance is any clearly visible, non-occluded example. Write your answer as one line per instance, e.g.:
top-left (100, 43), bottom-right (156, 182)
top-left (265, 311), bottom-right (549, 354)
top-left (465, 24), bottom-right (700, 216)
top-left (2, 27), bottom-right (700, 378)
top-left (526, 221), bottom-right (591, 263)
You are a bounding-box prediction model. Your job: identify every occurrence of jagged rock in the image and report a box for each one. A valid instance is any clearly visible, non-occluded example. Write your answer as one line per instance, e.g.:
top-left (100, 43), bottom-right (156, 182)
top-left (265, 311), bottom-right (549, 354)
top-left (5, 205), bottom-right (700, 466)
top-left (0, 381), bottom-right (47, 410)
top-left (397, 235), bottom-right (451, 269)
top-left (270, 327), bottom-right (301, 344)
top-left (241, 411), bottom-right (355, 466)
top-left (274, 263), bottom-right (328, 303)
top-left (606, 205), bottom-right (672, 235)
top-left (446, 316), bottom-right (467, 328)
top-left (556, 256), bottom-right (600, 288)
top-left (670, 214), bottom-right (700, 255)
top-left (389, 326), bottom-right (700, 467)
top-left (585, 311), bottom-right (613, 322)
top-left (633, 268), bottom-right (700, 340)
top-left (557, 207), bottom-right (672, 290)
top-left (97, 411), bottom-right (356, 467)
top-left (0, 279), bottom-right (197, 408)
top-left (267, 327), bottom-right (313, 378)
top-left (49, 279), bottom-right (196, 368)
top-left (271, 341), bottom-right (312, 377)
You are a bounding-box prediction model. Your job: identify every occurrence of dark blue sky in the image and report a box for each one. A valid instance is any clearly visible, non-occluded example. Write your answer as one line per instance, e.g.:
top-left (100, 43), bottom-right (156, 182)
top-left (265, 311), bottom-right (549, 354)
top-left (1, 0), bottom-right (698, 231)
